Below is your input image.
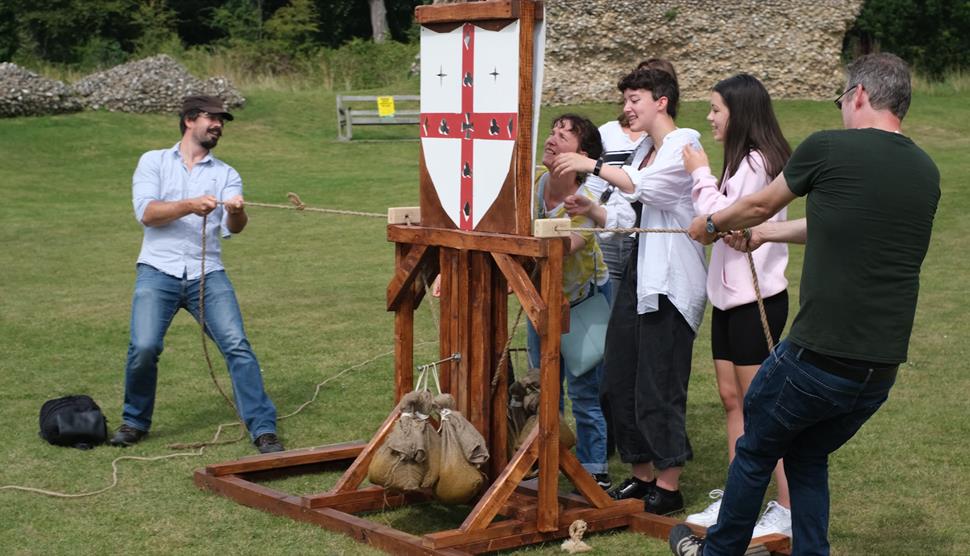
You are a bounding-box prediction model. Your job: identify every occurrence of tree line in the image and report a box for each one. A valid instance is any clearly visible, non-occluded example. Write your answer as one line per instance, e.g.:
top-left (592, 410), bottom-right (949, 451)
top-left (1, 0), bottom-right (967, 79)
top-left (0, 0), bottom-right (425, 71)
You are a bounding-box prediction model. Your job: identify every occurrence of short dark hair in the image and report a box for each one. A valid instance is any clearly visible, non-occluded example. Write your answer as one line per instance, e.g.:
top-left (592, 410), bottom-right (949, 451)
top-left (846, 52), bottom-right (911, 119)
top-left (618, 59), bottom-right (679, 125)
top-left (551, 113), bottom-right (603, 184)
top-left (179, 108), bottom-right (203, 135)
top-left (551, 113), bottom-right (603, 160)
top-left (618, 68), bottom-right (680, 119)
top-left (636, 58), bottom-right (678, 86)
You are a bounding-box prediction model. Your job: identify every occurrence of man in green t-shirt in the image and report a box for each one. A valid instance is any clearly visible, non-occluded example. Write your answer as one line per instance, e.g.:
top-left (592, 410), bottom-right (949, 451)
top-left (669, 53), bottom-right (940, 556)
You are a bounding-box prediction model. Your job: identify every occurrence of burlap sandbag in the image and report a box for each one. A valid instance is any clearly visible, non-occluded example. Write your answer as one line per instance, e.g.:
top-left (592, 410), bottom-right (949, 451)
top-left (516, 370), bottom-right (575, 450)
top-left (367, 390), bottom-right (435, 492)
top-left (507, 379), bottom-right (528, 456)
top-left (433, 394), bottom-right (488, 504)
top-left (419, 415), bottom-right (441, 489)
top-left (513, 413), bottom-right (576, 452)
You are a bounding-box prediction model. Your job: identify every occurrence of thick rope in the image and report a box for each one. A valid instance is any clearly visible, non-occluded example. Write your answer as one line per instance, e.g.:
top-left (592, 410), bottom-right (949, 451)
top-left (1, 340), bottom-right (436, 498)
top-left (577, 226), bottom-right (691, 234)
top-left (0, 449), bottom-right (209, 498)
top-left (490, 264), bottom-right (541, 393)
top-left (746, 251), bottom-right (775, 352)
top-left (555, 224), bottom-right (774, 352)
top-left (0, 194), bottom-right (410, 497)
top-left (491, 303), bottom-right (527, 394)
top-left (169, 213), bottom-right (248, 450)
top-left (217, 192), bottom-right (385, 219)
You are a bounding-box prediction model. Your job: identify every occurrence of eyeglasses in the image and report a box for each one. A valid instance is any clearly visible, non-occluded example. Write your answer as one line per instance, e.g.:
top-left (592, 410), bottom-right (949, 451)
top-left (834, 84), bottom-right (858, 110)
top-left (200, 111), bottom-right (227, 123)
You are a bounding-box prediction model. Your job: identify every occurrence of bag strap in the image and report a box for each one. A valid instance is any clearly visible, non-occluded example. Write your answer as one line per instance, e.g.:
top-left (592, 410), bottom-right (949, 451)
top-left (536, 174), bottom-right (547, 219)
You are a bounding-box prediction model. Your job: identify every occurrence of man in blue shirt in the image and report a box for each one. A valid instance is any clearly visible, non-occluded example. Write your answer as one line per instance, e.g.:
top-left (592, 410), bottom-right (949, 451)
top-left (109, 95), bottom-right (283, 454)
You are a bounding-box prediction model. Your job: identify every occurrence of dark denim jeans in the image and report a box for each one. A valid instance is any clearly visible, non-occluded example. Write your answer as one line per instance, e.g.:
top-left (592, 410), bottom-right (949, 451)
top-left (122, 264), bottom-right (278, 440)
top-left (527, 281), bottom-right (612, 475)
top-left (703, 339), bottom-right (895, 556)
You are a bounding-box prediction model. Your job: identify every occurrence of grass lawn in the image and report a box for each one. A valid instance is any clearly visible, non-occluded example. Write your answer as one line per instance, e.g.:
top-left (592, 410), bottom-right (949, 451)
top-left (1, 83), bottom-right (967, 555)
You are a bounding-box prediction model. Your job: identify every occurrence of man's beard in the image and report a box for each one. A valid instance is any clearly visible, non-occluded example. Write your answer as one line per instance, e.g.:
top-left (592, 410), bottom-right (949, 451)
top-left (199, 127), bottom-right (221, 150)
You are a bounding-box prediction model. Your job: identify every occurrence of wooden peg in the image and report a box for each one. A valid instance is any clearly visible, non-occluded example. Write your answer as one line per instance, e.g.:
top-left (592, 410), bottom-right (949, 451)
top-left (533, 217), bottom-right (570, 238)
top-left (387, 207), bottom-right (421, 225)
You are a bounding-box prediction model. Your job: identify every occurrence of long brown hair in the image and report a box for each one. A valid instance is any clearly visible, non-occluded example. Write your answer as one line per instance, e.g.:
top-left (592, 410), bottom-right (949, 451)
top-left (713, 74), bottom-right (790, 181)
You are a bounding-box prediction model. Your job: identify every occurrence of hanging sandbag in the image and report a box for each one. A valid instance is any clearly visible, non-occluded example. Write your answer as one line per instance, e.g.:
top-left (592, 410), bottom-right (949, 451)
top-left (367, 390), bottom-right (434, 492)
top-left (419, 407), bottom-right (442, 489)
top-left (433, 393), bottom-right (488, 504)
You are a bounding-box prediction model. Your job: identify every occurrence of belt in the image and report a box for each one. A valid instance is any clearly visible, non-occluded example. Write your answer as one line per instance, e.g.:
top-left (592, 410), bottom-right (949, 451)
top-left (796, 347), bottom-right (898, 383)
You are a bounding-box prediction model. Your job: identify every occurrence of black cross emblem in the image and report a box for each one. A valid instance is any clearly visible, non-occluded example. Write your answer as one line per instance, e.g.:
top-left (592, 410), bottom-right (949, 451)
top-left (436, 65), bottom-right (447, 86)
top-left (490, 67), bottom-right (500, 82)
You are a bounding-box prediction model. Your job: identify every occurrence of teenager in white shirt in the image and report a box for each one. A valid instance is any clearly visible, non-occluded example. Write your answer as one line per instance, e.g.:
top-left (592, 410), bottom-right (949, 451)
top-left (556, 68), bottom-right (707, 515)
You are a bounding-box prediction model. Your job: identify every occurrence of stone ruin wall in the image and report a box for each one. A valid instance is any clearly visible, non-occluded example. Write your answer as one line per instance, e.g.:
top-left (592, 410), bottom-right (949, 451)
top-left (543, 0), bottom-right (864, 104)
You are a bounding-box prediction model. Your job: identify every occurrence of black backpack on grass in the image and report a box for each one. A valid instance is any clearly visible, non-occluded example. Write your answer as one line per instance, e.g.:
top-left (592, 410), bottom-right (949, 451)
top-left (39, 395), bottom-right (108, 450)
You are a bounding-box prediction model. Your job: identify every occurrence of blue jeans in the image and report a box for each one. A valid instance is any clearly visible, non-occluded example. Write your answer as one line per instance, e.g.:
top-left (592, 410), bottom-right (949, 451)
top-left (526, 281), bottom-right (612, 475)
top-left (704, 339), bottom-right (895, 556)
top-left (122, 264), bottom-right (278, 440)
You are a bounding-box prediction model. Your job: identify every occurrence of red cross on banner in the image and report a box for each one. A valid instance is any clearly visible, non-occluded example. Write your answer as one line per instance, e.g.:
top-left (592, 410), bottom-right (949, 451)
top-left (419, 23), bottom-right (519, 231)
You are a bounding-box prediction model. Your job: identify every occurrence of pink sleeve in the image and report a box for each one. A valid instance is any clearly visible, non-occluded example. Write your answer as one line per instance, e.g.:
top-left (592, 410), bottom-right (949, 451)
top-left (691, 152), bottom-right (770, 215)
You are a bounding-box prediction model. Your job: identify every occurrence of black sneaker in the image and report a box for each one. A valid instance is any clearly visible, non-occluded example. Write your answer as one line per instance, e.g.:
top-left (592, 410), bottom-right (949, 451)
top-left (254, 433), bottom-right (284, 454)
top-left (108, 424), bottom-right (148, 447)
top-left (669, 523), bottom-right (704, 556)
top-left (608, 476), bottom-right (655, 500)
top-left (645, 485), bottom-right (685, 515)
top-left (594, 473), bottom-right (612, 490)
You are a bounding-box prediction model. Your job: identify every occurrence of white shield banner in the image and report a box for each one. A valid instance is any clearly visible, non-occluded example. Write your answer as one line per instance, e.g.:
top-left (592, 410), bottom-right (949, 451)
top-left (420, 22), bottom-right (520, 230)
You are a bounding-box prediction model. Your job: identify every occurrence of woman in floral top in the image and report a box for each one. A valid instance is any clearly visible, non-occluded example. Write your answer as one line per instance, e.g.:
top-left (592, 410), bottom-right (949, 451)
top-left (527, 114), bottom-right (612, 490)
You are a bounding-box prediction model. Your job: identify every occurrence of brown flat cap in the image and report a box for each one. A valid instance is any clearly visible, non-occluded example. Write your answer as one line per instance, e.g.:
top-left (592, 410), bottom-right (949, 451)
top-left (181, 95), bottom-right (234, 121)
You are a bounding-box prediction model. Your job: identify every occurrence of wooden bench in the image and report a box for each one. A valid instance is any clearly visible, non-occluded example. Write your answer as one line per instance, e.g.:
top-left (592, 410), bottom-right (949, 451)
top-left (335, 94), bottom-right (420, 140)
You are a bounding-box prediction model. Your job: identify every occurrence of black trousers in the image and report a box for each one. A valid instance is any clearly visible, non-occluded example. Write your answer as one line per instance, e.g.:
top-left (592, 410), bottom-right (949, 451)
top-left (601, 255), bottom-right (695, 469)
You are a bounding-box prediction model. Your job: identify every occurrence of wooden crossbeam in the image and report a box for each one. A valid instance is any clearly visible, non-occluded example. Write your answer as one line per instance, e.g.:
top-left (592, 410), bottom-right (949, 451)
top-left (427, 498), bottom-right (641, 550)
top-left (387, 225), bottom-right (548, 258)
top-left (205, 441), bottom-right (365, 476)
top-left (491, 252), bottom-right (546, 331)
top-left (387, 243), bottom-right (435, 311)
top-left (330, 407), bottom-right (401, 494)
top-left (557, 444), bottom-right (614, 509)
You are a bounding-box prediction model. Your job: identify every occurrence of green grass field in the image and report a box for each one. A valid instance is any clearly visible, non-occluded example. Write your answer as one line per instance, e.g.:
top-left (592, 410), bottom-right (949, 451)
top-left (1, 85), bottom-right (967, 555)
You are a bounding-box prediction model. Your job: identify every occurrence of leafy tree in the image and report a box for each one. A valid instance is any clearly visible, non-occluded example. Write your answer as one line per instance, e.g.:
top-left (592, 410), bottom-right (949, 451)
top-left (264, 0), bottom-right (319, 54)
top-left (12, 0), bottom-right (140, 64)
top-left (132, 0), bottom-right (181, 54)
top-left (845, 0), bottom-right (970, 77)
top-left (212, 0), bottom-right (265, 44)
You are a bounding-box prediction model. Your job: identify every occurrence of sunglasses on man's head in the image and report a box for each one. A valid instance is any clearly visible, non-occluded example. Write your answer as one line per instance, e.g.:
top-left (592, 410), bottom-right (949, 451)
top-left (834, 84), bottom-right (858, 110)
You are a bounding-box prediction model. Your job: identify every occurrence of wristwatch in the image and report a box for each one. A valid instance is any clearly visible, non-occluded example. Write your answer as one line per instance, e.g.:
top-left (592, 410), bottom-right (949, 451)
top-left (592, 158), bottom-right (604, 177)
top-left (705, 214), bottom-right (718, 234)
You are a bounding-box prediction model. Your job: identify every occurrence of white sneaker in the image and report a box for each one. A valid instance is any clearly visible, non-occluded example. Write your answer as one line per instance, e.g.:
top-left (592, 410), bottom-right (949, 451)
top-left (752, 500), bottom-right (792, 538)
top-left (685, 489), bottom-right (724, 527)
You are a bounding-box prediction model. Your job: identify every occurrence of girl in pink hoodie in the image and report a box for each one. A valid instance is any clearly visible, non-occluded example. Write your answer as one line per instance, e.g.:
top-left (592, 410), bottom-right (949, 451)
top-left (682, 74), bottom-right (793, 537)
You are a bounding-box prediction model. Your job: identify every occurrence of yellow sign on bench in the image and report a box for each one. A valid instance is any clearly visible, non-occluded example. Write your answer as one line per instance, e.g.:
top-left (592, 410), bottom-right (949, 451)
top-left (376, 96), bottom-right (396, 118)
